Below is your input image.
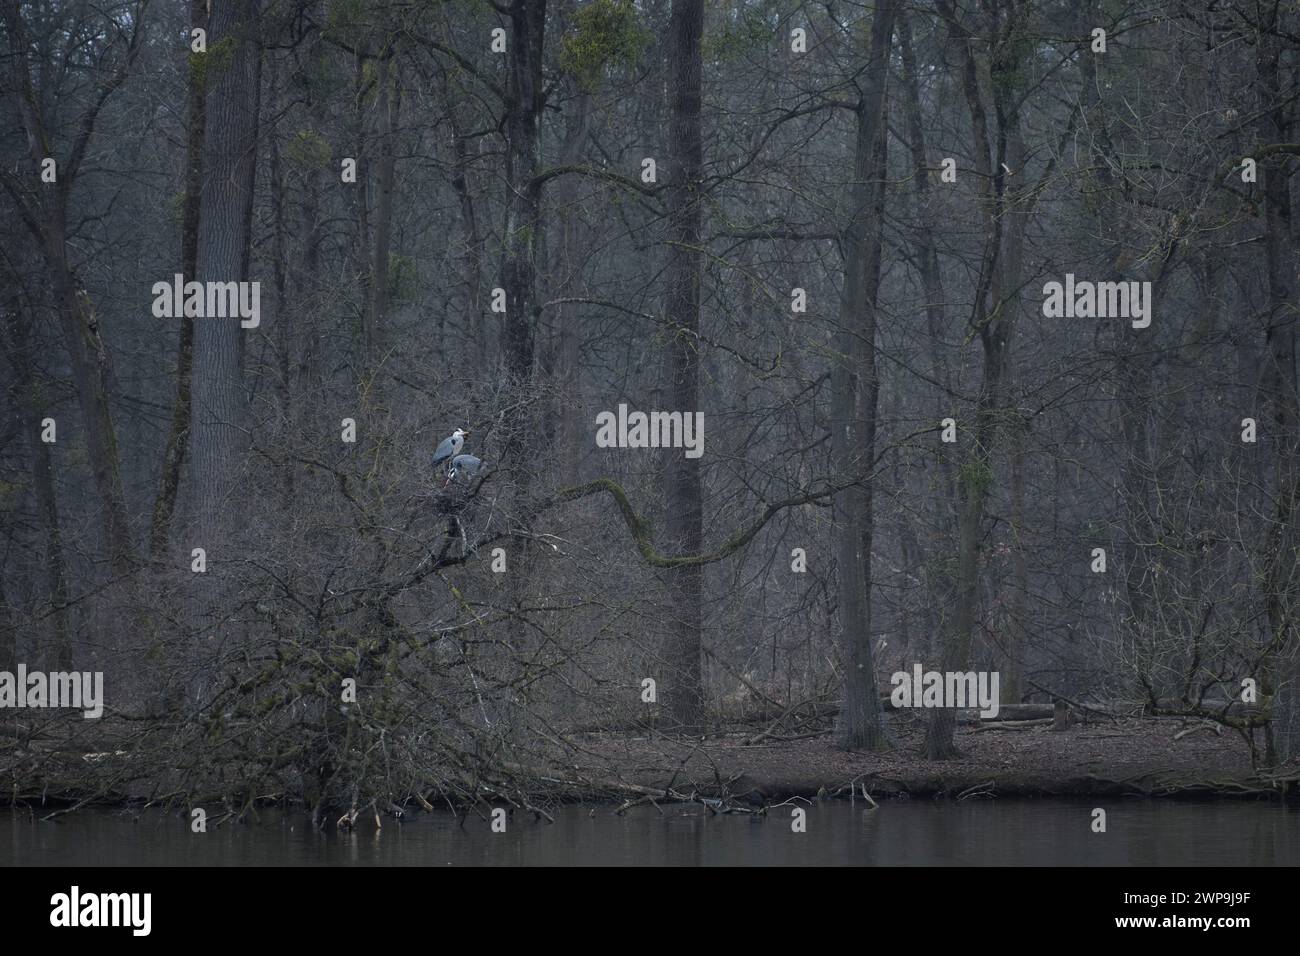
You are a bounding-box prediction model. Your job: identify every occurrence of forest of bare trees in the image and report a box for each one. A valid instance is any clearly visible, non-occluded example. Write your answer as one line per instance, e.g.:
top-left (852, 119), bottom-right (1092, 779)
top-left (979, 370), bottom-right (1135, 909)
top-left (2, 0), bottom-right (1299, 825)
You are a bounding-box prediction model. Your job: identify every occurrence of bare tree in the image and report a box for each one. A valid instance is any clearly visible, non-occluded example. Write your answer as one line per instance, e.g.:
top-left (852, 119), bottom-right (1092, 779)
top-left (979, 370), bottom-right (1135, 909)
top-left (0, 0), bottom-right (147, 574)
top-left (832, 0), bottom-right (895, 752)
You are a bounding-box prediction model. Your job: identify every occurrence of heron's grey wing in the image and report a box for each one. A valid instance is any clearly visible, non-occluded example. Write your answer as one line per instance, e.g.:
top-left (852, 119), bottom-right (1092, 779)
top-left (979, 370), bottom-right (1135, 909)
top-left (431, 435), bottom-right (455, 465)
top-left (451, 454), bottom-right (483, 478)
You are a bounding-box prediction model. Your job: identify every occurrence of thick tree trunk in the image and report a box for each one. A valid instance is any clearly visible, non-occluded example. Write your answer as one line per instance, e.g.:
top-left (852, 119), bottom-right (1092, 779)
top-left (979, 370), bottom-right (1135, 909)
top-left (1255, 5), bottom-right (1300, 764)
top-left (489, 0), bottom-right (549, 702)
top-left (833, 0), bottom-right (895, 752)
top-left (499, 0), bottom-right (547, 387)
top-left (662, 0), bottom-right (705, 730)
top-left (149, 0), bottom-right (207, 560)
top-left (190, 0), bottom-right (261, 540)
top-left (545, 89), bottom-right (592, 488)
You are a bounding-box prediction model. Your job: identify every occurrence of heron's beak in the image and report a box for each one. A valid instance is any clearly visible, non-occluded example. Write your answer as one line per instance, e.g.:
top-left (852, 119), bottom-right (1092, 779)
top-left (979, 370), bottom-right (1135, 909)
top-left (462, 429), bottom-right (472, 437)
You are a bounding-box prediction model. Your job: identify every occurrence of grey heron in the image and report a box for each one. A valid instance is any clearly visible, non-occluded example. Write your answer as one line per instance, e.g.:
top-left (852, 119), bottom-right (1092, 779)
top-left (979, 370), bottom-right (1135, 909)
top-left (446, 454), bottom-right (485, 484)
top-left (431, 427), bottom-right (470, 473)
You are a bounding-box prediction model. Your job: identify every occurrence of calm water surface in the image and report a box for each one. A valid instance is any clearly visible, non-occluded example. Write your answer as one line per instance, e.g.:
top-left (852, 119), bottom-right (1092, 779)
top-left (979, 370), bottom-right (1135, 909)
top-left (4, 800), bottom-right (1297, 866)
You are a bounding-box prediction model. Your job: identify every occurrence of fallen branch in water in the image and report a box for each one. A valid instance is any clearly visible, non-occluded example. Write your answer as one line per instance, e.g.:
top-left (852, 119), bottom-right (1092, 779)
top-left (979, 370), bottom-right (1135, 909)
top-left (613, 793), bottom-right (663, 815)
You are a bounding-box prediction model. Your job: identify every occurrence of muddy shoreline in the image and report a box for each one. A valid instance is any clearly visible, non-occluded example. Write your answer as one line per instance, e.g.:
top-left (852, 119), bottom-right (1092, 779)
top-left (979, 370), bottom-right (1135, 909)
top-left (560, 714), bottom-right (1300, 804)
top-left (7, 713), bottom-right (1299, 815)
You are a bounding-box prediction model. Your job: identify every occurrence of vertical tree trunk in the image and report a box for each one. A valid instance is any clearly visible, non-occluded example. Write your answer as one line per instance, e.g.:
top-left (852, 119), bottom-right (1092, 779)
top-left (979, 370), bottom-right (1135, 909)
top-left (1005, 414), bottom-right (1027, 702)
top-left (45, 235), bottom-right (136, 574)
top-left (662, 0), bottom-right (705, 730)
top-left (366, 51), bottom-right (400, 392)
top-left (447, 86), bottom-right (486, 372)
top-left (898, 8), bottom-right (954, 667)
top-left (267, 50), bottom-right (297, 529)
top-left (269, 52), bottom-right (288, 404)
top-left (150, 0), bottom-right (207, 560)
top-left (351, 51), bottom-right (371, 372)
top-left (190, 0), bottom-right (261, 539)
top-left (833, 0), bottom-right (895, 751)
top-left (925, 0), bottom-right (1018, 759)
top-left (499, 0), bottom-right (547, 387)
top-left (0, 1), bottom-right (138, 576)
top-left (1255, 3), bottom-right (1300, 764)
top-left (296, 16), bottom-right (325, 390)
top-left (2, 299), bottom-right (72, 669)
top-left (491, 0), bottom-right (549, 697)
top-left (897, 11), bottom-right (948, 384)
top-left (992, 119), bottom-right (1027, 702)
top-left (298, 154), bottom-right (323, 387)
top-left (547, 89), bottom-right (592, 487)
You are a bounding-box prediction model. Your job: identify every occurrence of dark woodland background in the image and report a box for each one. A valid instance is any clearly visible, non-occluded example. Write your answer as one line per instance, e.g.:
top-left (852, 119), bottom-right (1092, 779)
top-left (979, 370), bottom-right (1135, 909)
top-left (2, 0), bottom-right (1299, 820)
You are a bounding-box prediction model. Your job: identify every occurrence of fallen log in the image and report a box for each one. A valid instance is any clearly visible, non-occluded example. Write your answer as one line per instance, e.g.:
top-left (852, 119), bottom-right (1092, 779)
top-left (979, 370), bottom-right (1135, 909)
top-left (988, 704), bottom-right (1057, 721)
top-left (1173, 722), bottom-right (1223, 741)
top-left (1151, 697), bottom-right (1263, 718)
top-left (568, 700), bottom-right (839, 734)
top-left (952, 704), bottom-right (1059, 724)
top-left (969, 718), bottom-right (1054, 732)
top-left (571, 699), bottom-right (1079, 734)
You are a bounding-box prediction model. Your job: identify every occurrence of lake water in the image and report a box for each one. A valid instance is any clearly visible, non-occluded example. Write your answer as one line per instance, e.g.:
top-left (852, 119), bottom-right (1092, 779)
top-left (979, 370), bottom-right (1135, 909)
top-left (4, 799), bottom-right (1297, 866)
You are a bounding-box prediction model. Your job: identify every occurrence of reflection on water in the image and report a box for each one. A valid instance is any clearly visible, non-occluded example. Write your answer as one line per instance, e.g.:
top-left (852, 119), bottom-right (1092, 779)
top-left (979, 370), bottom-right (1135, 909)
top-left (4, 799), bottom-right (1297, 866)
